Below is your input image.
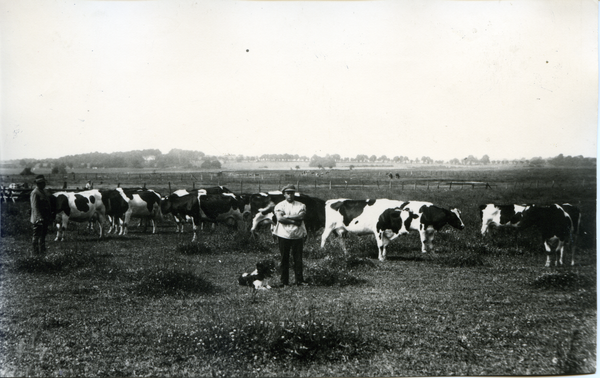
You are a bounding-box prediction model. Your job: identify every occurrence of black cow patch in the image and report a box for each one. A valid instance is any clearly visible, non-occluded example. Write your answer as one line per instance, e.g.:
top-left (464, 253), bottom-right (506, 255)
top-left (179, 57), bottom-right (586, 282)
top-left (419, 205), bottom-right (454, 231)
top-left (332, 200), bottom-right (372, 227)
top-left (376, 208), bottom-right (404, 234)
top-left (520, 205), bottom-right (572, 241)
top-left (498, 205), bottom-right (522, 225)
top-left (74, 194), bottom-right (91, 212)
top-left (55, 194), bottom-right (71, 216)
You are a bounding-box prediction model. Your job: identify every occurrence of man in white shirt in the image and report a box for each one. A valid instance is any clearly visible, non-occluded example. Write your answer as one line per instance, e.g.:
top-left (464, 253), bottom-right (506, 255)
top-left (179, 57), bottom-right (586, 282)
top-left (272, 184), bottom-right (307, 286)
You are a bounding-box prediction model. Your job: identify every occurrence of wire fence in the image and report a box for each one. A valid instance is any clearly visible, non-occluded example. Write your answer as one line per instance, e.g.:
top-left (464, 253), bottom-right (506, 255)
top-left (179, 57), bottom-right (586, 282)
top-left (1, 169), bottom-right (595, 201)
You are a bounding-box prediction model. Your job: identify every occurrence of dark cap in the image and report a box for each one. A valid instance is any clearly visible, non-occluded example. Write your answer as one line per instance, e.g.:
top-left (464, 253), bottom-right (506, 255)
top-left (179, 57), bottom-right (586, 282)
top-left (281, 184), bottom-right (296, 193)
top-left (35, 175), bottom-right (46, 183)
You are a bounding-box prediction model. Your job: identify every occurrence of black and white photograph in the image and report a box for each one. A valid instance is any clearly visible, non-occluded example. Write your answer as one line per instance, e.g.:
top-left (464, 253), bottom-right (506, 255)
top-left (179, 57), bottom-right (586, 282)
top-left (0, 0), bottom-right (597, 376)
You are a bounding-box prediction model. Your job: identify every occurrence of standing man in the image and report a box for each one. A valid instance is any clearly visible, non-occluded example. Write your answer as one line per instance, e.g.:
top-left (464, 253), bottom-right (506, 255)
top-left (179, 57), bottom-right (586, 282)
top-left (272, 184), bottom-right (307, 286)
top-left (30, 175), bottom-right (52, 256)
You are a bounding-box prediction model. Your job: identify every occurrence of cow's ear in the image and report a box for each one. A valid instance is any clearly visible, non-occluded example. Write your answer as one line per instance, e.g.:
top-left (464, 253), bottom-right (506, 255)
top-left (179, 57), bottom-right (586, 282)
top-left (411, 213), bottom-right (419, 219)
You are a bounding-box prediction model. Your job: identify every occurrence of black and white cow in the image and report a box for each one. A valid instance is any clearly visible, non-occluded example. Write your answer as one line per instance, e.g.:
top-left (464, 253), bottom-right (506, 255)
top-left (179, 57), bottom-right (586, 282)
top-left (320, 199), bottom-right (411, 261)
top-left (479, 204), bottom-right (529, 236)
top-left (100, 188), bottom-right (131, 235)
top-left (51, 189), bottom-right (107, 241)
top-left (160, 187), bottom-right (238, 241)
top-left (398, 201), bottom-right (465, 253)
top-left (160, 189), bottom-right (202, 241)
top-left (119, 188), bottom-right (163, 234)
top-left (519, 203), bottom-right (580, 266)
top-left (248, 191), bottom-right (326, 237)
top-left (198, 191), bottom-right (249, 229)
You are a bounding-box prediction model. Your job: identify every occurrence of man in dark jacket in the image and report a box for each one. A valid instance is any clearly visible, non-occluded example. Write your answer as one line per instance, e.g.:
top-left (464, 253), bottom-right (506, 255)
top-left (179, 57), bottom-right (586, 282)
top-left (30, 175), bottom-right (52, 256)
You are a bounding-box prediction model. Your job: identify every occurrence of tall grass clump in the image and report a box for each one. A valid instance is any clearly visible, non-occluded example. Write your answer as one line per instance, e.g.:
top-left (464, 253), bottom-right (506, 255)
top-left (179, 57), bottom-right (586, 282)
top-left (305, 254), bottom-right (373, 286)
top-left (130, 268), bottom-right (217, 297)
top-left (176, 242), bottom-right (214, 255)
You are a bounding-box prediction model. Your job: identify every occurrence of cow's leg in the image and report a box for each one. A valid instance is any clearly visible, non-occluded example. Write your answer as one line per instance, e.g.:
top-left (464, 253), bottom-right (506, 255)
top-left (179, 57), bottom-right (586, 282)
top-left (320, 225), bottom-right (336, 248)
top-left (557, 240), bottom-right (564, 266)
top-left (151, 219), bottom-right (157, 234)
top-left (480, 222), bottom-right (489, 236)
top-left (55, 217), bottom-right (67, 241)
top-left (377, 232), bottom-right (388, 261)
top-left (425, 227), bottom-right (435, 253)
top-left (191, 218), bottom-right (198, 242)
top-left (97, 215), bottom-right (105, 239)
top-left (419, 229), bottom-right (428, 253)
top-left (544, 240), bottom-right (552, 267)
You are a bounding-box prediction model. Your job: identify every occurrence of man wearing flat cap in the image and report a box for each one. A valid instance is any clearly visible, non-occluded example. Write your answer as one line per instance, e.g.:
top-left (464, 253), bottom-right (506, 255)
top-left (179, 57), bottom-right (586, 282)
top-left (30, 175), bottom-right (52, 256)
top-left (272, 184), bottom-right (307, 286)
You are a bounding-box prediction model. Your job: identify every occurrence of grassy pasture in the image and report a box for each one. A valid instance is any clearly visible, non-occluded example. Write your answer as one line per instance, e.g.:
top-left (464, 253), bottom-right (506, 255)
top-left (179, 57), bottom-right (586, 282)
top-left (0, 167), bottom-right (596, 377)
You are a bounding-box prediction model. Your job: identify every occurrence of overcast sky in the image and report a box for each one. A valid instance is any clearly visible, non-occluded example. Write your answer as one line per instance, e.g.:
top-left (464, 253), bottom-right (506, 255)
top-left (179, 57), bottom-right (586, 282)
top-left (1, 0), bottom-right (597, 162)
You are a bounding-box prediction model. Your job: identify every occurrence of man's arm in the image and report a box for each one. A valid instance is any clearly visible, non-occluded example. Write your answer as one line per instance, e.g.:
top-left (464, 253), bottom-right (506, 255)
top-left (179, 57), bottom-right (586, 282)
top-left (275, 205), bottom-right (305, 225)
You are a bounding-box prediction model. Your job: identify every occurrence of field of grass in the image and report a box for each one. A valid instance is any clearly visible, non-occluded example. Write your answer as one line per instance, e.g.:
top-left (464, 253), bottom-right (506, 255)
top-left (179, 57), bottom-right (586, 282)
top-left (0, 167), bottom-right (596, 376)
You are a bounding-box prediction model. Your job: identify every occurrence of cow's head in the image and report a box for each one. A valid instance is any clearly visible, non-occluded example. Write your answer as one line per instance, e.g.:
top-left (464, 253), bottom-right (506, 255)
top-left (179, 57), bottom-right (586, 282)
top-left (160, 196), bottom-right (172, 214)
top-left (448, 208), bottom-right (465, 230)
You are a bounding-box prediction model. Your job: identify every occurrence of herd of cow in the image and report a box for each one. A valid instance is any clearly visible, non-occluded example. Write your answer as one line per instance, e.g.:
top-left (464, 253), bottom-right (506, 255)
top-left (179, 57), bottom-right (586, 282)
top-left (2, 184), bottom-right (582, 267)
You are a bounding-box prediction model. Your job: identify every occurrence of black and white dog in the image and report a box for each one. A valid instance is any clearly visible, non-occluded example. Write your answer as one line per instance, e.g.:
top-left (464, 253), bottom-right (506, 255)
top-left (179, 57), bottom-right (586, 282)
top-left (238, 260), bottom-right (275, 290)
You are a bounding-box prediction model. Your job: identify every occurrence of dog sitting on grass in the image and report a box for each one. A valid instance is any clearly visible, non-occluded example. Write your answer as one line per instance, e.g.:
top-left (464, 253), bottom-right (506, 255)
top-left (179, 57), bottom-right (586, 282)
top-left (238, 260), bottom-right (276, 290)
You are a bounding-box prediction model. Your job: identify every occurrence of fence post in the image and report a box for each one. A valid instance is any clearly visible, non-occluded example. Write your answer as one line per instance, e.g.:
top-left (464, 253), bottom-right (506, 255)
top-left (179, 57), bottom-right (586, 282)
top-left (329, 181), bottom-right (332, 190)
top-left (258, 181), bottom-right (261, 192)
top-left (168, 182), bottom-right (172, 194)
top-left (297, 180), bottom-right (300, 191)
top-left (192, 182), bottom-right (195, 190)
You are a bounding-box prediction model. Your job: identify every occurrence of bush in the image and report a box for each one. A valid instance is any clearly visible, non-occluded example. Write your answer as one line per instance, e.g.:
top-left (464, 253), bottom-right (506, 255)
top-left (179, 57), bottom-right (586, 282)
top-left (201, 160), bottom-right (222, 169)
top-left (19, 167), bottom-right (34, 176)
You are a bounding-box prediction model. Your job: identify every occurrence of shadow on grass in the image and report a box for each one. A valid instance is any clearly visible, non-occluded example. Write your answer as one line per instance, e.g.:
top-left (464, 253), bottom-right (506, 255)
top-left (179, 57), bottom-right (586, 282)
top-left (12, 250), bottom-right (111, 275)
top-left (531, 271), bottom-right (596, 291)
top-left (386, 254), bottom-right (427, 262)
top-left (129, 269), bottom-right (219, 297)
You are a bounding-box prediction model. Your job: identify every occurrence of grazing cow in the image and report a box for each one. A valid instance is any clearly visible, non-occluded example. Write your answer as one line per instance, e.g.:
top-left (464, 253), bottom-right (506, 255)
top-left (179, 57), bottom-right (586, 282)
top-left (479, 204), bottom-right (529, 236)
top-left (160, 189), bottom-right (201, 241)
top-left (119, 188), bottom-right (163, 234)
top-left (198, 191), bottom-right (249, 229)
top-left (248, 191), bottom-right (326, 237)
top-left (398, 201), bottom-right (465, 253)
top-left (160, 187), bottom-right (234, 241)
top-left (519, 204), bottom-right (577, 266)
top-left (100, 189), bottom-right (131, 235)
top-left (320, 199), bottom-right (411, 261)
top-left (52, 189), bottom-right (107, 241)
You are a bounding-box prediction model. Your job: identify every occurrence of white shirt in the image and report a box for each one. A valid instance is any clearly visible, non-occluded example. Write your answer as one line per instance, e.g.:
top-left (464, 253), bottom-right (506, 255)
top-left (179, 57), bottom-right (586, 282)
top-left (272, 200), bottom-right (307, 239)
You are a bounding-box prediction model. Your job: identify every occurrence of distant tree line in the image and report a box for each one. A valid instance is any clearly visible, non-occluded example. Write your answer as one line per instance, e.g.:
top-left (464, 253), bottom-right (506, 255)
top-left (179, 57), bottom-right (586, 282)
top-left (10, 150), bottom-right (596, 175)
